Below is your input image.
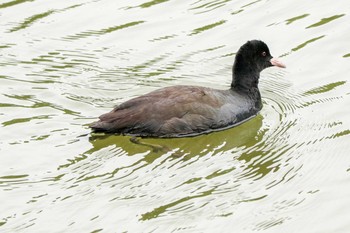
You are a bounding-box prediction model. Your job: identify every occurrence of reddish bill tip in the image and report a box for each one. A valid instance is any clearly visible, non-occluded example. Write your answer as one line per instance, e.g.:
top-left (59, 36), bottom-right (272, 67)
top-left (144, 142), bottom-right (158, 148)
top-left (270, 57), bottom-right (286, 68)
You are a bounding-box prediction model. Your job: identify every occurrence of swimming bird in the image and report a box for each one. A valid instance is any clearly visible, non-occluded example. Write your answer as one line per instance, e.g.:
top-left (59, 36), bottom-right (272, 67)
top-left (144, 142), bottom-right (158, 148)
top-left (90, 40), bottom-right (285, 137)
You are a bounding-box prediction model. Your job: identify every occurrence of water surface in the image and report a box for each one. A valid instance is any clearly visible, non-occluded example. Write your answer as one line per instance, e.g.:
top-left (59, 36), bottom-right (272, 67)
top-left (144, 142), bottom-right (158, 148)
top-left (1, 0), bottom-right (350, 232)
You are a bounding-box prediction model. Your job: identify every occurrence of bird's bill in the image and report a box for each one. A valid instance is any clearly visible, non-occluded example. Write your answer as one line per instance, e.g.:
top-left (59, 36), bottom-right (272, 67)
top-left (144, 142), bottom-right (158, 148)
top-left (270, 57), bottom-right (286, 68)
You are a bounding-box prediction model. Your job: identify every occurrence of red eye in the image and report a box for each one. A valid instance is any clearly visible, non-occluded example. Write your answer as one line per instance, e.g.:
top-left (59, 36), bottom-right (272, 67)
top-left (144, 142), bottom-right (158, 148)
top-left (262, 51), bottom-right (266, 57)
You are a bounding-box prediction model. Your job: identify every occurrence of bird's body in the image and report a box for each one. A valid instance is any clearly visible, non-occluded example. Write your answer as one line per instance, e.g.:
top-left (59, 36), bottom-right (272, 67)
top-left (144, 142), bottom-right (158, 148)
top-left (90, 40), bottom-right (285, 137)
top-left (92, 85), bottom-right (260, 137)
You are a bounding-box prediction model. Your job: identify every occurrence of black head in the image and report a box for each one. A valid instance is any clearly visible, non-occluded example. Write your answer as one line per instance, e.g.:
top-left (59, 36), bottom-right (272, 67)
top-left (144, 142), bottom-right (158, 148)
top-left (236, 40), bottom-right (285, 72)
top-left (231, 40), bottom-right (285, 90)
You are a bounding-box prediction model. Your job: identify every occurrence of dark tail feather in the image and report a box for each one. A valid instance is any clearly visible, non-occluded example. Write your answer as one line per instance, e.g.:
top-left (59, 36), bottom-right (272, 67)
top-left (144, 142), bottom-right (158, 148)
top-left (90, 121), bottom-right (113, 132)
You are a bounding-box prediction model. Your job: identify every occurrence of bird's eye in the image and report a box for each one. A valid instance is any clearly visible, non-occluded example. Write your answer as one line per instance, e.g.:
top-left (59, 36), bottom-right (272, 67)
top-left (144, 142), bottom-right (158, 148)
top-left (262, 51), bottom-right (266, 57)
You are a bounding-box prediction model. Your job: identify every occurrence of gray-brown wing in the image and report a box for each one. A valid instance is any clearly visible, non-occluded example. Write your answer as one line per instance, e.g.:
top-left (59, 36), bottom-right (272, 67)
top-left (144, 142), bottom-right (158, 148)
top-left (90, 86), bottom-right (226, 136)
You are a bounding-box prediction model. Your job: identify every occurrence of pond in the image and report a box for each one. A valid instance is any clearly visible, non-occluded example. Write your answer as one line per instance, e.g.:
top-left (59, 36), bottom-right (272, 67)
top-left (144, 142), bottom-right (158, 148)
top-left (1, 0), bottom-right (350, 232)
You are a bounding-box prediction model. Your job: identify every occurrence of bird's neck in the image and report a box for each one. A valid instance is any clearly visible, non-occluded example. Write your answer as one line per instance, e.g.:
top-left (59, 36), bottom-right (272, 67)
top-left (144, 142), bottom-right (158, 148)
top-left (231, 71), bottom-right (260, 91)
top-left (230, 57), bottom-right (260, 92)
top-left (230, 57), bottom-right (262, 110)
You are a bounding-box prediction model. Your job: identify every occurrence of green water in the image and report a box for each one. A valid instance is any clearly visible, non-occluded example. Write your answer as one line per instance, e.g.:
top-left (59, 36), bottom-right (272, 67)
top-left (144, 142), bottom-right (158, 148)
top-left (1, 0), bottom-right (350, 232)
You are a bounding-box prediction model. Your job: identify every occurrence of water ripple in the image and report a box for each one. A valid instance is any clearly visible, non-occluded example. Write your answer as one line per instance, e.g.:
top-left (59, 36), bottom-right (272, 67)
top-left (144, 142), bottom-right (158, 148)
top-left (9, 10), bottom-right (55, 33)
top-left (0, 0), bottom-right (33, 9)
top-left (62, 21), bottom-right (145, 41)
top-left (306, 14), bottom-right (345, 29)
top-left (2, 0), bottom-right (350, 232)
top-left (285, 14), bottom-right (310, 25)
top-left (189, 20), bottom-right (226, 36)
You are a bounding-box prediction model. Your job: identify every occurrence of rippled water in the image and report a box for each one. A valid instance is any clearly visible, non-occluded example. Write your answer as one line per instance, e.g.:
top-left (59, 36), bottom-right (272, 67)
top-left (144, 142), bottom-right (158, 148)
top-left (1, 0), bottom-right (350, 232)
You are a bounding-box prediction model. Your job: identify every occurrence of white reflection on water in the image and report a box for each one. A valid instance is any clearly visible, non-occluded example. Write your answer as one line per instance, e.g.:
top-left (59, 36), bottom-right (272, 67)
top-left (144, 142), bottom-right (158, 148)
top-left (1, 0), bottom-right (350, 232)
